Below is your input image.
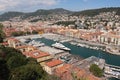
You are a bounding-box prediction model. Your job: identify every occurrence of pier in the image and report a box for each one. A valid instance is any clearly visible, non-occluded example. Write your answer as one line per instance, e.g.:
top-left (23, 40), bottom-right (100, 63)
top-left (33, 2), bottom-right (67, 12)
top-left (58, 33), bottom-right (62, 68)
top-left (104, 64), bottom-right (120, 79)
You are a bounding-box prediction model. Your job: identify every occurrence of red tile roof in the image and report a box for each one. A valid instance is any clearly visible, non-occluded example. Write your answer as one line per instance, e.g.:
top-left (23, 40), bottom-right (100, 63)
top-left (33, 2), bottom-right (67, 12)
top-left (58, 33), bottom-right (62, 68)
top-left (55, 64), bottom-right (71, 74)
top-left (46, 59), bottom-right (63, 68)
top-left (23, 50), bottom-right (50, 59)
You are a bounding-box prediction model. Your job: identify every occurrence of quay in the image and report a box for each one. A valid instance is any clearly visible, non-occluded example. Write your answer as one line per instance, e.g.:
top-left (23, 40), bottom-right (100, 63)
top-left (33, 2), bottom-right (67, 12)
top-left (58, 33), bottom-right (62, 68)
top-left (43, 33), bottom-right (120, 55)
top-left (104, 64), bottom-right (120, 79)
top-left (42, 33), bottom-right (106, 48)
top-left (41, 33), bottom-right (106, 53)
top-left (39, 46), bottom-right (70, 59)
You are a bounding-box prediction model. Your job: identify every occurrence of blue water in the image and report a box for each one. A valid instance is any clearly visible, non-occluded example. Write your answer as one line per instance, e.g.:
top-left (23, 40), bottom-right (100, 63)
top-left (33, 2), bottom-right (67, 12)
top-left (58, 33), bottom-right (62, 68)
top-left (36, 38), bottom-right (120, 80)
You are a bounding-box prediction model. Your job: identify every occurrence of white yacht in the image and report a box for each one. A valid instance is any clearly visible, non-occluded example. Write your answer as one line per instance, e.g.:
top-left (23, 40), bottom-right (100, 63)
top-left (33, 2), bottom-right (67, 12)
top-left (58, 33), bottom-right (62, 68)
top-left (28, 40), bottom-right (45, 47)
top-left (51, 42), bottom-right (71, 51)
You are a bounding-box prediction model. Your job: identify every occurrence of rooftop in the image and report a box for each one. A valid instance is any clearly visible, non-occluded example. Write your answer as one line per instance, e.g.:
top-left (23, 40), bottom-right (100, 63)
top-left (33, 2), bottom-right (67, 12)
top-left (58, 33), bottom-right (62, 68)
top-left (55, 64), bottom-right (72, 74)
top-left (23, 50), bottom-right (50, 59)
top-left (46, 59), bottom-right (63, 68)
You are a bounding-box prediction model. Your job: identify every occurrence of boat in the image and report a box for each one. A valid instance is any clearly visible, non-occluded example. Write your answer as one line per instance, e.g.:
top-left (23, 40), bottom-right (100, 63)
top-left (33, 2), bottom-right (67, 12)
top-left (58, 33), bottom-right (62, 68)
top-left (70, 42), bottom-right (77, 45)
top-left (33, 43), bottom-right (45, 47)
top-left (77, 43), bottom-right (85, 47)
top-left (28, 40), bottom-right (45, 47)
top-left (51, 42), bottom-right (71, 51)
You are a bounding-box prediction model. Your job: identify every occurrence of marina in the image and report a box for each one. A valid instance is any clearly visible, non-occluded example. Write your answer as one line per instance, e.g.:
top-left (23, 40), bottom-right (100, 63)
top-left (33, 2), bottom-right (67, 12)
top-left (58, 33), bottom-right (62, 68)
top-left (17, 34), bottom-right (120, 66)
top-left (16, 34), bottom-right (120, 80)
top-left (38, 37), bottom-right (120, 80)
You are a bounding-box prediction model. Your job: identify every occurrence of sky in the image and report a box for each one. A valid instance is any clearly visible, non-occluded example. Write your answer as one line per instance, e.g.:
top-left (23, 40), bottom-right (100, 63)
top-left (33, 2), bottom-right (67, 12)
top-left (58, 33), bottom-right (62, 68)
top-left (0, 0), bottom-right (120, 12)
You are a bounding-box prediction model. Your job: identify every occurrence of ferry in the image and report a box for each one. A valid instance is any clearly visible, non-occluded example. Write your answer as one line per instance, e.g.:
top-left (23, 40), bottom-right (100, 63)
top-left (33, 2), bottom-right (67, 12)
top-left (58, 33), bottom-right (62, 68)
top-left (51, 42), bottom-right (71, 51)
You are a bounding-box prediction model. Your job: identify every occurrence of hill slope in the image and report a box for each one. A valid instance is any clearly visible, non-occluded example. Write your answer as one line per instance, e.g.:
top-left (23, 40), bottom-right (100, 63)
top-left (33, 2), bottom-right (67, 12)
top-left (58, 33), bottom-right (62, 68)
top-left (0, 8), bottom-right (73, 21)
top-left (71, 7), bottom-right (120, 16)
top-left (0, 7), bottom-right (120, 21)
top-left (0, 12), bottom-right (24, 21)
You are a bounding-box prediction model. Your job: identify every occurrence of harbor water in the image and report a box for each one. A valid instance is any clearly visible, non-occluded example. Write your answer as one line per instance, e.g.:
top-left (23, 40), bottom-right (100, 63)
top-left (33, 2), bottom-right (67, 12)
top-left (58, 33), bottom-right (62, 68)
top-left (35, 38), bottom-right (120, 80)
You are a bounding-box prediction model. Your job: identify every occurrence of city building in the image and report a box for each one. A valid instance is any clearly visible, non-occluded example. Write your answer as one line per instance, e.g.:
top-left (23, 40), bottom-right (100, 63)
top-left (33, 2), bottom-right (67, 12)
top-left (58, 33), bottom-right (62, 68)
top-left (43, 59), bottom-right (63, 74)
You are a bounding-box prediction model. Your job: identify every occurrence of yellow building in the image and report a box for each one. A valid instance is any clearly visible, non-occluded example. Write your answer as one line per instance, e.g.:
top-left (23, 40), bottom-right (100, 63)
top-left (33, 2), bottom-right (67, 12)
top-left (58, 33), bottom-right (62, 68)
top-left (43, 59), bottom-right (64, 74)
top-left (7, 38), bottom-right (22, 48)
top-left (16, 45), bottom-right (37, 53)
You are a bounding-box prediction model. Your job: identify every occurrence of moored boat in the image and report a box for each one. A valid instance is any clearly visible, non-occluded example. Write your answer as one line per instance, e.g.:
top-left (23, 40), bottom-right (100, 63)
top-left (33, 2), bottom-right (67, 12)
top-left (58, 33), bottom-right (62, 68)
top-left (51, 42), bottom-right (71, 51)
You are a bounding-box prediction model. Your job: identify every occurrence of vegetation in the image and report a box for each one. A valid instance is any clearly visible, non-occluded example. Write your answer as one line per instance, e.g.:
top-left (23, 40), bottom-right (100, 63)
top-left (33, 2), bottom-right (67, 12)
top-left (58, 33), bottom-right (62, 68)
top-left (0, 45), bottom-right (60, 80)
top-left (89, 64), bottom-right (103, 77)
top-left (71, 72), bottom-right (88, 80)
top-left (0, 8), bottom-right (72, 21)
top-left (0, 58), bottom-right (10, 80)
top-left (0, 7), bottom-right (119, 21)
top-left (10, 64), bottom-right (46, 80)
top-left (54, 21), bottom-right (75, 26)
top-left (30, 19), bottom-right (42, 22)
top-left (71, 7), bottom-right (120, 16)
top-left (11, 31), bottom-right (26, 36)
top-left (11, 30), bottom-right (38, 37)
top-left (0, 12), bottom-right (24, 21)
top-left (0, 23), bottom-right (6, 42)
top-left (32, 30), bottom-right (39, 34)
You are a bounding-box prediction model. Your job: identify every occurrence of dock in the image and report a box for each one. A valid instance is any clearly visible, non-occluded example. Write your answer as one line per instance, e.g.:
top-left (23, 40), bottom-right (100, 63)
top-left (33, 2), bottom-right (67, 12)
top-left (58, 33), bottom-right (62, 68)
top-left (104, 64), bottom-right (120, 79)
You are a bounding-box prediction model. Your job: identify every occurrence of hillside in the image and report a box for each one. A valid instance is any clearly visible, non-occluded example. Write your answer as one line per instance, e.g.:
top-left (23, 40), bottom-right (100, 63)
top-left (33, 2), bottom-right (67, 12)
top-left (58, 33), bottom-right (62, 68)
top-left (0, 7), bottom-right (120, 21)
top-left (71, 7), bottom-right (120, 16)
top-left (0, 8), bottom-right (73, 21)
top-left (0, 12), bottom-right (24, 21)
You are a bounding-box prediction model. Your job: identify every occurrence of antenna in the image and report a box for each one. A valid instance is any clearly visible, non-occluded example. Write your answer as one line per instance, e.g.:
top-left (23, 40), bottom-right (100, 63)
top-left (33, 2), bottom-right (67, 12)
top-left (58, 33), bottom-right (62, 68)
top-left (98, 52), bottom-right (101, 64)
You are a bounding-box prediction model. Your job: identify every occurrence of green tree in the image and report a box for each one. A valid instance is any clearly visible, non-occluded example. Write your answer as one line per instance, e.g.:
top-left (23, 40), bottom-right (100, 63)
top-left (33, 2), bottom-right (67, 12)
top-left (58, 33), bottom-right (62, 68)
top-left (42, 75), bottom-right (60, 80)
top-left (10, 64), bottom-right (46, 80)
top-left (0, 23), bottom-right (5, 42)
top-left (7, 55), bottom-right (27, 69)
top-left (1, 47), bottom-right (27, 69)
top-left (89, 64), bottom-right (103, 77)
top-left (0, 46), bottom-right (25, 61)
top-left (0, 23), bottom-right (4, 29)
top-left (32, 30), bottom-right (38, 34)
top-left (27, 57), bottom-right (37, 64)
top-left (71, 72), bottom-right (88, 80)
top-left (0, 58), bottom-right (10, 80)
top-left (0, 46), bottom-right (60, 80)
top-left (11, 31), bottom-right (25, 36)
